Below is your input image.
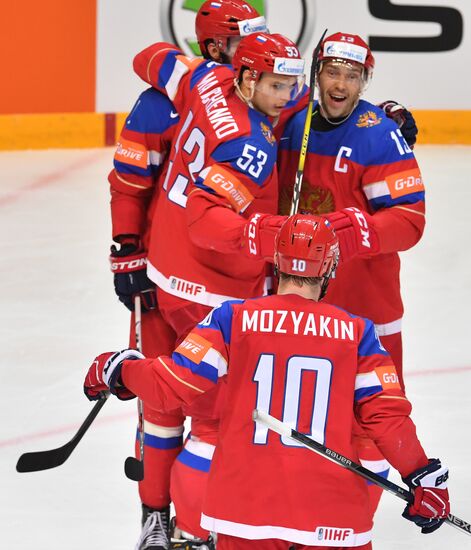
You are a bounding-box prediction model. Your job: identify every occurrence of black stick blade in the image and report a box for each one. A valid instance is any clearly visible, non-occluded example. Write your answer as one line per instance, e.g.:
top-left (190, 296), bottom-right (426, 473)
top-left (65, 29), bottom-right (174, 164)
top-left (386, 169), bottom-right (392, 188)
top-left (124, 456), bottom-right (144, 481)
top-left (16, 445), bottom-right (72, 472)
top-left (16, 395), bottom-right (108, 473)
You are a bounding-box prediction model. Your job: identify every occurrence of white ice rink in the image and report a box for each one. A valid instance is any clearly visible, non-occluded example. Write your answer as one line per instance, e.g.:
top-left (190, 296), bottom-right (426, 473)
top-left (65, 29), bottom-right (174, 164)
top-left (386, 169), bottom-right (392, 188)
top-left (1, 146), bottom-right (470, 549)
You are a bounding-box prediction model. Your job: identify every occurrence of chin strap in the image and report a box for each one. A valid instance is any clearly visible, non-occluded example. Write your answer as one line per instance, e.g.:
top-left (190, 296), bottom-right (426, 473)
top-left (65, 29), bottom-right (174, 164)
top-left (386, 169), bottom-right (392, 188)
top-left (319, 261), bottom-right (338, 300)
top-left (234, 78), bottom-right (256, 109)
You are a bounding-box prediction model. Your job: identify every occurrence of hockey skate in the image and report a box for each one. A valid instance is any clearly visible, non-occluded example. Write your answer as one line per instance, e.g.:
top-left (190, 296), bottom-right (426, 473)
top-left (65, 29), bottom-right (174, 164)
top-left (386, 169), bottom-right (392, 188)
top-left (169, 517), bottom-right (216, 549)
top-left (136, 504), bottom-right (170, 550)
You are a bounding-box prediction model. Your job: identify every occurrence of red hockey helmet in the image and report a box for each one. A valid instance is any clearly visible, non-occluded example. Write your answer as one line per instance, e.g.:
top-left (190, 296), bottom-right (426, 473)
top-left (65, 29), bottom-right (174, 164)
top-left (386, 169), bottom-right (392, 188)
top-left (274, 215), bottom-right (339, 278)
top-left (195, 0), bottom-right (267, 57)
top-left (232, 32), bottom-right (305, 82)
top-left (318, 32), bottom-right (375, 82)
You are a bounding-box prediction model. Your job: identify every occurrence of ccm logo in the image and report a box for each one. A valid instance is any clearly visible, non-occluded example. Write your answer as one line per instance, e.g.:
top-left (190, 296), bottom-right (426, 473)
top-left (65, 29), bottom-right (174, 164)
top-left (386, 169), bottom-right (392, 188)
top-left (347, 208), bottom-right (371, 249)
top-left (247, 213), bottom-right (261, 255)
top-left (395, 176), bottom-right (422, 191)
top-left (110, 257), bottom-right (147, 272)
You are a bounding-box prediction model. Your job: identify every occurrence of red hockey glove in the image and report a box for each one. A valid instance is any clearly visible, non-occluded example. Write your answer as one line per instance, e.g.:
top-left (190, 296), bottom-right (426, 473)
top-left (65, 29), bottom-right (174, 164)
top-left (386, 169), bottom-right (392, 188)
top-left (110, 240), bottom-right (157, 313)
top-left (402, 459), bottom-right (450, 534)
top-left (324, 208), bottom-right (379, 263)
top-left (243, 213), bottom-right (286, 261)
top-left (378, 100), bottom-right (418, 149)
top-left (84, 350), bottom-right (144, 401)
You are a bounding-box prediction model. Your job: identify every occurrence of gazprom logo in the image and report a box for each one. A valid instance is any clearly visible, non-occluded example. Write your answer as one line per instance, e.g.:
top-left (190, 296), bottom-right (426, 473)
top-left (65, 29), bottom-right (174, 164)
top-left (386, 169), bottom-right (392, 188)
top-left (239, 16), bottom-right (267, 36)
top-left (160, 0), bottom-right (316, 57)
top-left (323, 41), bottom-right (367, 64)
top-left (274, 57), bottom-right (305, 75)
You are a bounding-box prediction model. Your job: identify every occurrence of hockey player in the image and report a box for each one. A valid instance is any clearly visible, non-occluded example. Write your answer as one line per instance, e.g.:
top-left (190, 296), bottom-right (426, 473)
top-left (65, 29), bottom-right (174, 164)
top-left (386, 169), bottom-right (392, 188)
top-left (84, 214), bottom-right (450, 549)
top-left (107, 2), bottom-right (268, 547)
top-left (277, 32), bottom-right (426, 515)
top-left (122, 31), bottom-right (304, 544)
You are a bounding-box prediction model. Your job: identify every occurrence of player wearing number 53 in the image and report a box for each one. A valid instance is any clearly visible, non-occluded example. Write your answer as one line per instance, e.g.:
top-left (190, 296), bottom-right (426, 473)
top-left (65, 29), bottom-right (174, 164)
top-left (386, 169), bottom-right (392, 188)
top-left (84, 215), bottom-right (449, 550)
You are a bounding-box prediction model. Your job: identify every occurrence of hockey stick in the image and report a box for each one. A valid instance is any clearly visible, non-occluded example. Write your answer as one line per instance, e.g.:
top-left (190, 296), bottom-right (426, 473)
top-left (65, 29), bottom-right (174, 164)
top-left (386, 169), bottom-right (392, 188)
top-left (16, 392), bottom-right (109, 473)
top-left (253, 409), bottom-right (471, 537)
top-left (124, 295), bottom-right (145, 481)
top-left (290, 28), bottom-right (328, 215)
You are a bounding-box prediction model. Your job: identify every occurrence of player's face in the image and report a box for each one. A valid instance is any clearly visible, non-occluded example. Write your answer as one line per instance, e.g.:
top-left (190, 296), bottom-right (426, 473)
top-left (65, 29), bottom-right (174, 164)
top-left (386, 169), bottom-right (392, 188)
top-left (318, 60), bottom-right (364, 119)
top-left (252, 73), bottom-right (298, 117)
top-left (207, 36), bottom-right (242, 64)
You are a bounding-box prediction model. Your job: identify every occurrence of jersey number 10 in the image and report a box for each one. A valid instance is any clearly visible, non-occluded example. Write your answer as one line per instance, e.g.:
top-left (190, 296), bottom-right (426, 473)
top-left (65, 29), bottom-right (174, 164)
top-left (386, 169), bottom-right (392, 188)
top-left (253, 354), bottom-right (332, 447)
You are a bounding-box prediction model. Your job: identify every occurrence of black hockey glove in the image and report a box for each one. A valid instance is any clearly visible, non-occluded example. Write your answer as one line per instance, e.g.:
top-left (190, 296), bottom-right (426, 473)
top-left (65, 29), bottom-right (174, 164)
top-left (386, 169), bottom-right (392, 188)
top-left (378, 100), bottom-right (418, 148)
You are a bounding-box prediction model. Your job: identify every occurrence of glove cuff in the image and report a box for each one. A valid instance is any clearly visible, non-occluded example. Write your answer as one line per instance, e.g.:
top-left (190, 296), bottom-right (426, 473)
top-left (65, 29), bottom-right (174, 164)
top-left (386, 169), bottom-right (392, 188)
top-left (403, 459), bottom-right (449, 489)
top-left (109, 251), bottom-right (148, 273)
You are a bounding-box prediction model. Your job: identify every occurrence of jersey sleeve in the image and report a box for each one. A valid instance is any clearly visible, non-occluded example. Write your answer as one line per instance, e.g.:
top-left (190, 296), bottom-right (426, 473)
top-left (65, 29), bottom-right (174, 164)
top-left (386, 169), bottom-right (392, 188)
top-left (121, 300), bottom-right (239, 411)
top-left (362, 120), bottom-right (426, 254)
top-left (354, 318), bottom-right (428, 477)
top-left (109, 88), bottom-right (178, 241)
top-left (132, 42), bottom-right (209, 112)
top-left (186, 132), bottom-right (280, 253)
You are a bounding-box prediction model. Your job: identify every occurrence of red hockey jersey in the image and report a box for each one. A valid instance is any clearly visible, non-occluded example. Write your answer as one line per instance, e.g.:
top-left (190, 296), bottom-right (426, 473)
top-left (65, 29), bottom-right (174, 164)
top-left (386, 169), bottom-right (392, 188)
top-left (278, 102), bottom-right (426, 333)
top-left (121, 293), bottom-right (428, 546)
top-left (133, 44), bottom-right (281, 307)
top-left (108, 87), bottom-right (179, 247)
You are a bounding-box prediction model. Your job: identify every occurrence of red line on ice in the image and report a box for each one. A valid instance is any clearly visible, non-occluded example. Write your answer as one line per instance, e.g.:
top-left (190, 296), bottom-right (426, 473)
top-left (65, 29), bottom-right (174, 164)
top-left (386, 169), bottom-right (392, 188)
top-left (3, 365), bottom-right (471, 450)
top-left (0, 150), bottom-right (106, 207)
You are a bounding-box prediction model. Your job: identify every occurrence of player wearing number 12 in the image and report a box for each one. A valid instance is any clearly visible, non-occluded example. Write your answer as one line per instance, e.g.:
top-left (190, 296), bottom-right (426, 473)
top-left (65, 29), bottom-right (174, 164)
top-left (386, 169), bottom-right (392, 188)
top-left (84, 215), bottom-right (450, 549)
top-left (140, 32), bottom-right (305, 335)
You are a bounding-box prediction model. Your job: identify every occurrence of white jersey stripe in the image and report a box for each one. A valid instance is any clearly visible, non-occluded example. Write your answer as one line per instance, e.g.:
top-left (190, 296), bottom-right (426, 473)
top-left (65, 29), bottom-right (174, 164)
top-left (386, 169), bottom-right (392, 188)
top-left (375, 318), bottom-right (402, 336)
top-left (363, 180), bottom-right (389, 200)
top-left (201, 514), bottom-right (372, 547)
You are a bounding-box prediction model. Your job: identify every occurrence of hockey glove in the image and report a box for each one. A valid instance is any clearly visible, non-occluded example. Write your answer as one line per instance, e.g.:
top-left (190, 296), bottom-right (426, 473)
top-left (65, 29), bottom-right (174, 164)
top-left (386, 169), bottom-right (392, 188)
top-left (402, 459), bottom-right (450, 534)
top-left (324, 208), bottom-right (379, 263)
top-left (243, 213), bottom-right (286, 261)
top-left (109, 239), bottom-right (157, 312)
top-left (84, 349), bottom-right (144, 401)
top-left (378, 100), bottom-right (418, 149)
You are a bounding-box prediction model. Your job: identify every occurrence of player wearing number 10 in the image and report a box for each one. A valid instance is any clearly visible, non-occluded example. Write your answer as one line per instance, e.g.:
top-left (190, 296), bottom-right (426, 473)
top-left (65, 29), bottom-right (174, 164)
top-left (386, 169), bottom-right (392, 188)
top-left (84, 215), bottom-right (450, 549)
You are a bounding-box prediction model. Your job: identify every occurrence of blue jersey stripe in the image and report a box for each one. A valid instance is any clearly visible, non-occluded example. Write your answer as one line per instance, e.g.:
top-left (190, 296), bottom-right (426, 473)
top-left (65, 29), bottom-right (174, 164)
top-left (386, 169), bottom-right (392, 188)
top-left (140, 430), bottom-right (183, 450)
top-left (197, 300), bottom-right (240, 344)
top-left (358, 319), bottom-right (389, 357)
top-left (177, 448), bottom-right (212, 472)
top-left (172, 352), bottom-right (219, 383)
top-left (114, 161), bottom-right (152, 177)
top-left (369, 191), bottom-right (425, 211)
top-left (355, 385), bottom-right (383, 401)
